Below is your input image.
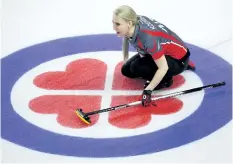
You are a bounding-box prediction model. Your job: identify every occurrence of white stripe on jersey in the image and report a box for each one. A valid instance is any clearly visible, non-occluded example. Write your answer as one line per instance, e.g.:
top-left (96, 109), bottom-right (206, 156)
top-left (161, 41), bottom-right (187, 52)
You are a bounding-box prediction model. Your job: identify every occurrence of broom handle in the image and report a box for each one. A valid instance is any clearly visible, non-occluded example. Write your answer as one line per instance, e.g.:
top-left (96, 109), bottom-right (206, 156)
top-left (85, 81), bottom-right (225, 116)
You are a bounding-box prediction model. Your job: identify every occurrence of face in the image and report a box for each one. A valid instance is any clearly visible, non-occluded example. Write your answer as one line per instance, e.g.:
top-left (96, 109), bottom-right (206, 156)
top-left (112, 14), bottom-right (131, 37)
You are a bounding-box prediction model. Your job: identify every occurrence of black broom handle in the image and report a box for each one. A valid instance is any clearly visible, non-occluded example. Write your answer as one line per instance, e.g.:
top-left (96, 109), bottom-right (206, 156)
top-left (85, 81), bottom-right (225, 116)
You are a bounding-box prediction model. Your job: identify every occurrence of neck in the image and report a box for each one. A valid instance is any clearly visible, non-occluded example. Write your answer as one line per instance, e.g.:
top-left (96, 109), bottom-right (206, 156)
top-left (127, 25), bottom-right (136, 38)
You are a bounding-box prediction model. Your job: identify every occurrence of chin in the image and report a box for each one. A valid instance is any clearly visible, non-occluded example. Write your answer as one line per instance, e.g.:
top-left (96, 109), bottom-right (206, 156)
top-left (119, 33), bottom-right (126, 38)
top-left (116, 34), bottom-right (123, 37)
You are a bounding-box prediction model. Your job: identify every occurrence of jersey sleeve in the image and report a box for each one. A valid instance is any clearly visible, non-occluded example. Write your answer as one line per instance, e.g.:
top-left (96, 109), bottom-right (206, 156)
top-left (145, 36), bottom-right (164, 60)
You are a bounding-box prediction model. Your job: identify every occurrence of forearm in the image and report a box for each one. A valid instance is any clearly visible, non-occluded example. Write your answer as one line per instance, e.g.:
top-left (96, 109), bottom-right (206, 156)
top-left (145, 68), bottom-right (168, 90)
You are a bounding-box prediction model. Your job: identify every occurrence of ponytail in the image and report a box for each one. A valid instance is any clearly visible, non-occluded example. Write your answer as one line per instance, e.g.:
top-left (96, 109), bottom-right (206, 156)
top-left (122, 37), bottom-right (129, 61)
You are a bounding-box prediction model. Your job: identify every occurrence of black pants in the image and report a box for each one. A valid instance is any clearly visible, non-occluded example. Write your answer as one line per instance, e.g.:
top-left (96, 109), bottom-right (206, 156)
top-left (121, 50), bottom-right (190, 81)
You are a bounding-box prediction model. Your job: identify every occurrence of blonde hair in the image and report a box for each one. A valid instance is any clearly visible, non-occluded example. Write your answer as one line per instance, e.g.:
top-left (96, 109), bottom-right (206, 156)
top-left (113, 5), bottom-right (138, 61)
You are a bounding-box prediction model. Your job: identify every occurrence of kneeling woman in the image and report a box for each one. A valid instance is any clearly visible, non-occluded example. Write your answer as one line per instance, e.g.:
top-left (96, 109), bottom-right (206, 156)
top-left (112, 5), bottom-right (195, 106)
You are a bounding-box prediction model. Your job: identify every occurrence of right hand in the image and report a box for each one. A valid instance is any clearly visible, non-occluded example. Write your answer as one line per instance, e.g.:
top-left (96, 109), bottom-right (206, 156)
top-left (142, 90), bottom-right (152, 107)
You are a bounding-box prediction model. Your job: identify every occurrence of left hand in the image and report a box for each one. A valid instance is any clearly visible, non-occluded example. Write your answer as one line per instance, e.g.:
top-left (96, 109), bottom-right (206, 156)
top-left (142, 90), bottom-right (152, 107)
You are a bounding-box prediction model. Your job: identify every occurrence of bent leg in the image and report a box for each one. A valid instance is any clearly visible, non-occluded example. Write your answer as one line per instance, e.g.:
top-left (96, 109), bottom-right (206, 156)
top-left (121, 54), bottom-right (141, 78)
top-left (130, 55), bottom-right (158, 80)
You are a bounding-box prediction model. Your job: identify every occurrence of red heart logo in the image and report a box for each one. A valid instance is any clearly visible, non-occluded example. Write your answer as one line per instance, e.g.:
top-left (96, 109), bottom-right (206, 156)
top-left (33, 59), bottom-right (107, 90)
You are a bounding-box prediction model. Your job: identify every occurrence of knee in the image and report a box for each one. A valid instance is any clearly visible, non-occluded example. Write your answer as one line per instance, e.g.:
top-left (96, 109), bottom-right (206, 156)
top-left (121, 63), bottom-right (137, 78)
top-left (130, 61), bottom-right (140, 75)
top-left (121, 64), bottom-right (128, 76)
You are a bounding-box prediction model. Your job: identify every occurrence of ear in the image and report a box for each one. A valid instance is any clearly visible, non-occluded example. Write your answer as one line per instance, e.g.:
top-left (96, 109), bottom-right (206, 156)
top-left (128, 21), bottom-right (133, 27)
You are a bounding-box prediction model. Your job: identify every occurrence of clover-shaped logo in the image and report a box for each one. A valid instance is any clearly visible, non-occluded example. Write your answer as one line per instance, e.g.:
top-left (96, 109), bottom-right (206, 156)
top-left (29, 58), bottom-right (185, 129)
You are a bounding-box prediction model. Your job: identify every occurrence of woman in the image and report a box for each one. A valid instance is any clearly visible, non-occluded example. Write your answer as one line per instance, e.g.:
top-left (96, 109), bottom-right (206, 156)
top-left (112, 5), bottom-right (195, 107)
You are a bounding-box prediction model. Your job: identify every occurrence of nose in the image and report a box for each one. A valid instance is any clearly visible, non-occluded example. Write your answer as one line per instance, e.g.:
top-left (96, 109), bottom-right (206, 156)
top-left (113, 24), bottom-right (117, 31)
top-left (113, 25), bottom-right (116, 31)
